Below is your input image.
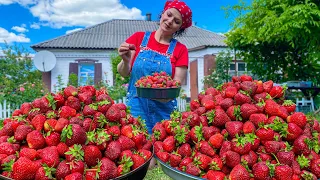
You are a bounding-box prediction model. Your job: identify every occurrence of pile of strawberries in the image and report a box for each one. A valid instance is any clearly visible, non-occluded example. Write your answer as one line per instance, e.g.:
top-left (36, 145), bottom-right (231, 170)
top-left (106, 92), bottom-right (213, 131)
top-left (0, 85), bottom-right (152, 180)
top-left (153, 75), bottom-right (320, 180)
top-left (135, 71), bottom-right (181, 88)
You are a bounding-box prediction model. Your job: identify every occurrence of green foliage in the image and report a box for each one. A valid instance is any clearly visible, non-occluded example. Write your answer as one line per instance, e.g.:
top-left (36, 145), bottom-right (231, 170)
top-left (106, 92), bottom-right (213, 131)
top-left (110, 52), bottom-right (130, 86)
top-left (68, 73), bottom-right (79, 87)
top-left (53, 75), bottom-right (64, 92)
top-left (224, 0), bottom-right (320, 83)
top-left (203, 51), bottom-right (233, 88)
top-left (0, 44), bottom-right (46, 105)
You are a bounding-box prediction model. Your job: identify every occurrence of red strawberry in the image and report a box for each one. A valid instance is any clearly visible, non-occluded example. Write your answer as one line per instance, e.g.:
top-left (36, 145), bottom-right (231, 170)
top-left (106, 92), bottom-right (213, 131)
top-left (234, 92), bottom-right (251, 105)
top-left (104, 140), bottom-right (121, 161)
top-left (282, 100), bottom-right (296, 113)
top-left (277, 151), bottom-right (294, 166)
top-left (131, 154), bottom-right (145, 169)
top-left (269, 86), bottom-right (285, 98)
top-left (225, 121), bottom-right (243, 138)
top-left (156, 151), bottom-right (170, 163)
top-left (45, 131), bottom-right (61, 146)
top-left (39, 146), bottom-right (60, 168)
top-left (169, 152), bottom-right (182, 167)
top-left (229, 164), bottom-right (250, 180)
top-left (201, 95), bottom-right (216, 110)
top-left (197, 141), bottom-right (216, 157)
top-left (64, 172), bottom-right (82, 180)
top-left (194, 153), bottom-right (212, 170)
top-left (202, 126), bottom-right (220, 141)
top-left (209, 133), bottom-right (224, 149)
top-left (78, 92), bottom-right (93, 105)
top-left (252, 162), bottom-right (270, 180)
top-left (84, 145), bottom-right (102, 167)
top-left (44, 119), bottom-right (57, 132)
top-left (163, 136), bottom-right (176, 153)
top-left (263, 80), bottom-right (273, 93)
top-left (154, 141), bottom-right (164, 153)
top-left (185, 162), bottom-right (201, 176)
top-left (224, 150), bottom-right (241, 168)
top-left (310, 159), bottom-right (320, 178)
top-left (220, 98), bottom-right (234, 111)
top-left (293, 135), bottom-right (311, 155)
top-left (190, 100), bottom-right (200, 111)
top-left (240, 81), bottom-right (257, 95)
top-left (35, 165), bottom-right (56, 180)
top-left (264, 141), bottom-right (281, 154)
top-left (206, 170), bottom-right (226, 180)
top-left (240, 103), bottom-right (259, 120)
top-left (98, 158), bottom-right (117, 179)
top-left (207, 108), bottom-right (231, 127)
top-left (243, 121), bottom-right (256, 134)
top-left (53, 93), bottom-right (65, 108)
top-left (256, 128), bottom-right (274, 141)
top-left (65, 96), bottom-right (81, 111)
top-left (63, 85), bottom-right (78, 97)
top-left (231, 138), bottom-right (252, 155)
top-left (121, 125), bottom-right (133, 138)
top-left (285, 122), bottom-right (303, 141)
top-left (0, 142), bottom-right (16, 155)
top-left (12, 157), bottom-right (38, 180)
top-left (240, 74), bottom-right (253, 82)
top-left (118, 135), bottom-right (135, 150)
top-left (56, 161), bottom-right (72, 180)
top-left (226, 105), bottom-right (242, 121)
top-left (205, 87), bottom-right (220, 96)
top-left (177, 143), bottom-right (192, 158)
top-left (224, 86), bottom-right (238, 98)
top-left (232, 76), bottom-right (241, 82)
top-left (106, 104), bottom-right (121, 122)
top-left (14, 124), bottom-right (32, 141)
top-left (26, 130), bottom-right (45, 149)
top-left (59, 106), bottom-right (77, 119)
top-left (274, 165), bottom-right (293, 180)
top-left (54, 118), bottom-right (69, 133)
top-left (108, 125), bottom-right (121, 139)
top-left (19, 148), bottom-right (37, 160)
top-left (287, 112), bottom-right (307, 129)
top-left (61, 124), bottom-right (87, 146)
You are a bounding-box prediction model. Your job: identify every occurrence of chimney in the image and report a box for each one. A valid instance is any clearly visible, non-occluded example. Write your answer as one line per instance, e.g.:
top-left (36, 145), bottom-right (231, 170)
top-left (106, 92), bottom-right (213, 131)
top-left (146, 13), bottom-right (151, 21)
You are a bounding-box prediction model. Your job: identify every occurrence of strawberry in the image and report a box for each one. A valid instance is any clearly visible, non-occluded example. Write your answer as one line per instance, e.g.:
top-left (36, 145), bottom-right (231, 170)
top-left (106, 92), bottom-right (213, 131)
top-left (121, 125), bottom-right (133, 138)
top-left (53, 93), bottom-right (65, 108)
top-left (118, 135), bottom-right (135, 150)
top-left (240, 103), bottom-right (259, 120)
top-left (240, 81), bottom-right (257, 95)
top-left (163, 136), bottom-right (176, 153)
top-left (231, 137), bottom-right (252, 155)
top-left (274, 165), bottom-right (293, 180)
top-left (61, 124), bottom-right (87, 146)
top-left (45, 131), bottom-right (61, 146)
top-left (282, 100), bottom-right (296, 114)
top-left (205, 87), bottom-right (220, 96)
top-left (190, 100), bottom-right (200, 111)
top-left (82, 105), bottom-right (96, 116)
top-left (63, 85), bottom-right (78, 97)
top-left (177, 143), bottom-right (192, 158)
top-left (189, 125), bottom-right (204, 143)
top-left (131, 154), bottom-right (145, 169)
top-left (108, 125), bottom-right (121, 139)
top-left (59, 106), bottom-right (77, 119)
top-left (201, 95), bottom-right (216, 110)
top-left (44, 119), bottom-right (57, 132)
top-left (0, 122), bottom-right (14, 137)
top-left (240, 74), bottom-right (253, 82)
top-left (287, 112), bottom-right (307, 129)
top-left (12, 157), bottom-right (38, 180)
top-left (169, 152), bottom-right (182, 167)
top-left (220, 98), bottom-right (234, 111)
top-left (206, 108), bottom-right (231, 127)
top-left (99, 157), bottom-right (118, 179)
top-left (229, 164), bottom-right (250, 180)
top-left (224, 86), bottom-right (238, 98)
top-left (26, 130), bottom-right (45, 149)
top-left (106, 104), bottom-right (121, 122)
top-left (56, 161), bottom-right (72, 180)
top-left (64, 172), bottom-right (82, 180)
top-left (277, 151), bottom-right (294, 166)
top-left (206, 170), bottom-right (226, 180)
top-left (154, 141), bottom-right (164, 153)
top-left (285, 122), bottom-right (303, 141)
top-left (104, 140), bottom-right (121, 161)
top-left (209, 133), bottom-right (224, 149)
top-left (263, 80), bottom-right (273, 93)
top-left (264, 141), bottom-right (281, 154)
top-left (65, 96), bottom-right (81, 111)
top-left (293, 135), bottom-right (311, 155)
top-left (78, 92), bottom-right (93, 105)
top-left (156, 151), bottom-right (170, 163)
top-left (39, 146), bottom-right (60, 168)
top-left (202, 126), bottom-right (220, 141)
top-left (243, 121), bottom-right (256, 134)
top-left (0, 142), bottom-right (15, 155)
top-left (19, 148), bottom-right (37, 160)
top-left (84, 145), bottom-right (102, 167)
top-left (252, 162), bottom-right (270, 180)
top-left (232, 76), bottom-right (241, 82)
top-left (256, 128), bottom-right (275, 141)
top-left (35, 165), bottom-right (56, 180)
top-left (310, 159), bottom-right (320, 178)
top-left (185, 162), bottom-right (201, 176)
top-left (225, 121), bottom-right (244, 138)
top-left (226, 105), bottom-right (242, 121)
top-left (224, 150), bottom-right (241, 168)
top-left (234, 92), bottom-right (251, 105)
top-left (54, 118), bottom-right (69, 133)
top-left (14, 124), bottom-right (32, 141)
top-left (194, 153), bottom-right (212, 170)
top-left (197, 141), bottom-right (215, 157)
top-left (132, 132), bottom-right (147, 149)
top-left (269, 85), bottom-right (285, 98)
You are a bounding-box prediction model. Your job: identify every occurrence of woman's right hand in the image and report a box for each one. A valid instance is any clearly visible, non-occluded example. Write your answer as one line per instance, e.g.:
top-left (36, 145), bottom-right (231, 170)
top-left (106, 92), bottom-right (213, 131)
top-left (118, 42), bottom-right (136, 63)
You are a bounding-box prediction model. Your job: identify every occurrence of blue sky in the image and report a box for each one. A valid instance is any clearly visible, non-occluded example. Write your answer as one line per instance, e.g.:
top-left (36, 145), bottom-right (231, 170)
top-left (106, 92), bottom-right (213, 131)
top-left (0, 0), bottom-right (250, 55)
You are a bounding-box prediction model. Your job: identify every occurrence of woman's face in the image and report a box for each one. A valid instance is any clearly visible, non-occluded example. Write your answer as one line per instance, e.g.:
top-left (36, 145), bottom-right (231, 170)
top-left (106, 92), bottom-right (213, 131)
top-left (160, 8), bottom-right (182, 35)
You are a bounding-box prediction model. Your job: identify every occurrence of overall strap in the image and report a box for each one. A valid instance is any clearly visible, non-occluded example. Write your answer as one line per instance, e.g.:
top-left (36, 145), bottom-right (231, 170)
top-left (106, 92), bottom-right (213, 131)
top-left (166, 39), bottom-right (177, 56)
top-left (140, 31), bottom-right (151, 48)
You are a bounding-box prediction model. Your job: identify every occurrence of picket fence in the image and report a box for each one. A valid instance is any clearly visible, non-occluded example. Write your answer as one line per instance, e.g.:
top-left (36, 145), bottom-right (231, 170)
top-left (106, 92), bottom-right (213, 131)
top-left (0, 97), bottom-right (187, 119)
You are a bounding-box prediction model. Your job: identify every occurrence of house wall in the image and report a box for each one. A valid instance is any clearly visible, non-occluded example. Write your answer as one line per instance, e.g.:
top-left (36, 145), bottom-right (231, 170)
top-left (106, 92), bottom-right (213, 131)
top-left (47, 49), bottom-right (114, 92)
top-left (183, 47), bottom-right (229, 97)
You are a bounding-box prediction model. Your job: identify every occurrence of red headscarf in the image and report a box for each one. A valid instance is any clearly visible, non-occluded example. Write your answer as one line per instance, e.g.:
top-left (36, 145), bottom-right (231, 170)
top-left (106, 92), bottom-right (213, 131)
top-left (163, 0), bottom-right (192, 29)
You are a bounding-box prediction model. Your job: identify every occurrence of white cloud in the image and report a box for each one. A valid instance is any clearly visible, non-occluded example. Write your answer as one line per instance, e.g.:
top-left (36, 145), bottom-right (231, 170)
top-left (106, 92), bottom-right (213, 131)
top-left (0, 0), bottom-right (14, 5)
top-left (27, 0), bottom-right (145, 28)
top-left (30, 23), bottom-right (40, 29)
top-left (12, 26), bottom-right (29, 33)
top-left (0, 27), bottom-right (30, 43)
top-left (66, 28), bottom-right (83, 34)
top-left (0, 47), bottom-right (4, 56)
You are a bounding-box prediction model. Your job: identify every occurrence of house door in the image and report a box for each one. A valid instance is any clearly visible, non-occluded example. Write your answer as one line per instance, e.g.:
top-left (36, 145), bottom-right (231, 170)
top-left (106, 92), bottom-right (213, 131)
top-left (190, 59), bottom-right (198, 100)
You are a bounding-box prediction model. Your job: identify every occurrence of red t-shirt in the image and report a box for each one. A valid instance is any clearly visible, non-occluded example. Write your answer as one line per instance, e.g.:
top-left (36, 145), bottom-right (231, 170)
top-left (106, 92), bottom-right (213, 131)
top-left (126, 31), bottom-right (189, 78)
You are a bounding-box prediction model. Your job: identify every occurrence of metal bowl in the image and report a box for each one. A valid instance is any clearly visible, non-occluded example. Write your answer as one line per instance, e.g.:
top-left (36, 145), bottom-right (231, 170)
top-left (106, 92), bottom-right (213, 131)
top-left (154, 156), bottom-right (205, 180)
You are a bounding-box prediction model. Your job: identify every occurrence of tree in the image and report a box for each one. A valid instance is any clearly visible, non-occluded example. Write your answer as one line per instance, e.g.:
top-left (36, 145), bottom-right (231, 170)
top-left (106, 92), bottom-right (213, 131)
top-left (0, 44), bottom-right (46, 105)
top-left (224, 0), bottom-right (320, 85)
top-left (203, 51), bottom-right (233, 88)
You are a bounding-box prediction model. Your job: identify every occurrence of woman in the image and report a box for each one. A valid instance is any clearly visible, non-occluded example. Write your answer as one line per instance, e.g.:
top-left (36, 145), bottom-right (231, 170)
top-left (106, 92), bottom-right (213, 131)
top-left (117, 0), bottom-right (192, 134)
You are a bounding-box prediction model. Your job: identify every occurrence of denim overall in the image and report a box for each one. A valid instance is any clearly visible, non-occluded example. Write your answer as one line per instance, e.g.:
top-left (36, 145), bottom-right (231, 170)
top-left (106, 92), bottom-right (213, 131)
top-left (126, 31), bottom-right (177, 134)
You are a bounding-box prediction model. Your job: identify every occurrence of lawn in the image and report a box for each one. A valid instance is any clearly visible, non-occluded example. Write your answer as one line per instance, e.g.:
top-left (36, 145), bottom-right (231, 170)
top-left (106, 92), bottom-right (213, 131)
top-left (144, 166), bottom-right (172, 180)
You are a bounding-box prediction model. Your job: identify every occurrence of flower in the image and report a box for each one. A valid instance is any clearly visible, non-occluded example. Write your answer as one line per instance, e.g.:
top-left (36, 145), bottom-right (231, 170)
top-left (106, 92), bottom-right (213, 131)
top-left (31, 84), bottom-right (35, 87)
top-left (19, 87), bottom-right (25, 92)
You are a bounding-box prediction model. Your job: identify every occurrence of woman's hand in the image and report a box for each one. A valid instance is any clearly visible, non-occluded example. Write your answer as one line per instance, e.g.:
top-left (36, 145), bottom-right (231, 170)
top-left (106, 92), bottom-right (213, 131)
top-left (118, 42), bottom-right (136, 63)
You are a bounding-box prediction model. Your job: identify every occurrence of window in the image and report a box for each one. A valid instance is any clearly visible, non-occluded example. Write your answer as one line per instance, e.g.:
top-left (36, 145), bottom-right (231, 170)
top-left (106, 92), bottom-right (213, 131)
top-left (230, 64), bottom-right (235, 71)
top-left (238, 63), bottom-right (246, 71)
top-left (79, 64), bottom-right (95, 86)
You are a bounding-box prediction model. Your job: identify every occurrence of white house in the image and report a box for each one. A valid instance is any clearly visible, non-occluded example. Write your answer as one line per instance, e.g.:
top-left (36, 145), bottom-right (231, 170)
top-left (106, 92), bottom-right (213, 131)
top-left (31, 18), bottom-right (236, 100)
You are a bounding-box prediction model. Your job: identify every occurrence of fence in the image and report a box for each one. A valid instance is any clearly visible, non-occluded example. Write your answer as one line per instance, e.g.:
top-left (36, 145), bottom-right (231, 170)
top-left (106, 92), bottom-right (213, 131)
top-left (114, 97), bottom-right (188, 112)
top-left (0, 100), bottom-right (19, 119)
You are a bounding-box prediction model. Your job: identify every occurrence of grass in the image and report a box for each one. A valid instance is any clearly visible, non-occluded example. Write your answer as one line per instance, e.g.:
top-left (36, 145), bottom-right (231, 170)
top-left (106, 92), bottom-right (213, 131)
top-left (144, 166), bottom-right (172, 180)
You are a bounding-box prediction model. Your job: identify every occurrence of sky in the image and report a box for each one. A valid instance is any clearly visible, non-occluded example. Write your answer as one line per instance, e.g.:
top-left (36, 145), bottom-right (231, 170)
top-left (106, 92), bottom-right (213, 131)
top-left (0, 0), bottom-right (250, 56)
